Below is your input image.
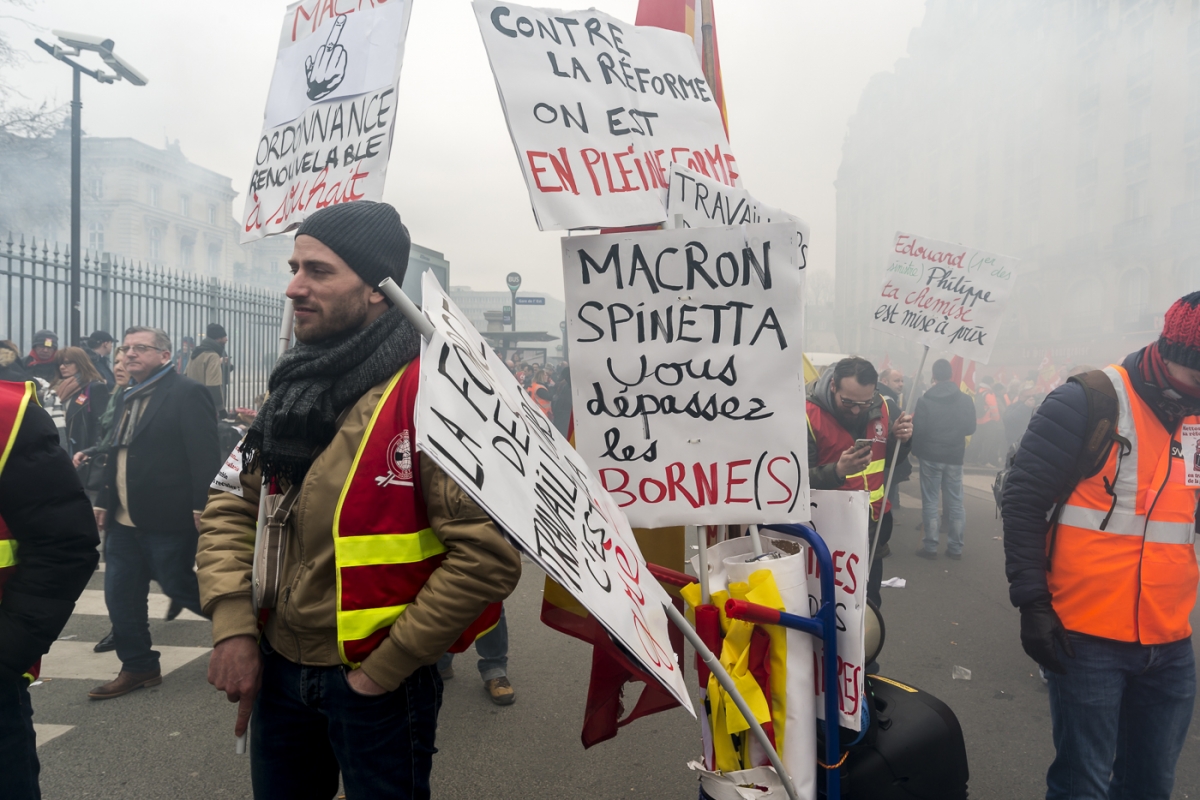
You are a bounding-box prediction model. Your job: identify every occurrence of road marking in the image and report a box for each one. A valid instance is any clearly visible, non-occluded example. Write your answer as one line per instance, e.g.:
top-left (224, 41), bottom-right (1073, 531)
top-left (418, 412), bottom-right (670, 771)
top-left (39, 641), bottom-right (210, 681)
top-left (34, 724), bottom-right (76, 747)
top-left (73, 589), bottom-right (207, 622)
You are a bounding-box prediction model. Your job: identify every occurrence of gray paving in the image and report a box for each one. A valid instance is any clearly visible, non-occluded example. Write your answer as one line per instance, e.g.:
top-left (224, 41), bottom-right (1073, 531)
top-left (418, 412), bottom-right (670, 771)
top-left (26, 479), bottom-right (1200, 798)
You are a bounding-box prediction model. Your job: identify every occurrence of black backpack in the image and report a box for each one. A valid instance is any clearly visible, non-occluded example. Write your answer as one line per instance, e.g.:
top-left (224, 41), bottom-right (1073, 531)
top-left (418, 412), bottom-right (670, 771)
top-left (992, 370), bottom-right (1127, 521)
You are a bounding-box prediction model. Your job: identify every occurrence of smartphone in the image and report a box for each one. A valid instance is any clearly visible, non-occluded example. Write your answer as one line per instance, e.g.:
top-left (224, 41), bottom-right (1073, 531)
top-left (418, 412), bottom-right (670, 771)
top-left (854, 438), bottom-right (873, 452)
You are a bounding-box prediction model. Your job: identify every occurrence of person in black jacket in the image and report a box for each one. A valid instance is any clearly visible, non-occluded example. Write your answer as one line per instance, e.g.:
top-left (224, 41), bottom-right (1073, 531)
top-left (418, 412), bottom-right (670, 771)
top-left (83, 330), bottom-right (116, 386)
top-left (910, 358), bottom-right (977, 559)
top-left (1003, 294), bottom-right (1200, 799)
top-left (53, 347), bottom-right (111, 459)
top-left (0, 383), bottom-right (99, 800)
top-left (90, 326), bottom-right (220, 701)
top-left (0, 340), bottom-right (31, 383)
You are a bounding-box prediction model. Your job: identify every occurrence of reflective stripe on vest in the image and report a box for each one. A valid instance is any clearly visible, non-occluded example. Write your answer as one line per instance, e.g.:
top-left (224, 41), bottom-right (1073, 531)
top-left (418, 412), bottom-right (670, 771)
top-left (1048, 365), bottom-right (1200, 644)
top-left (0, 381), bottom-right (39, 681)
top-left (806, 398), bottom-right (891, 520)
top-left (333, 361), bottom-right (501, 668)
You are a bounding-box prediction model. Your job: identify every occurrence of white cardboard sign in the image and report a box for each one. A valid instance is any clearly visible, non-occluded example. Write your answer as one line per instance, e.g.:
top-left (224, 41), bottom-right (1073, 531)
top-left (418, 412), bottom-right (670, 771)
top-left (787, 489), bottom-right (869, 731)
top-left (241, 0), bottom-right (413, 243)
top-left (563, 224), bottom-right (809, 528)
top-left (415, 272), bottom-right (693, 714)
top-left (1184, 423), bottom-right (1200, 487)
top-left (472, 1), bottom-right (739, 231)
top-left (870, 232), bottom-right (1017, 364)
top-left (210, 443), bottom-right (245, 498)
top-left (664, 163), bottom-right (810, 272)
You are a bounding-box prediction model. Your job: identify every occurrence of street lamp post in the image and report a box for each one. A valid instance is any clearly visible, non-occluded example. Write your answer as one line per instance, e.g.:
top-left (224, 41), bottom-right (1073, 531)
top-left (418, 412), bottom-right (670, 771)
top-left (34, 31), bottom-right (146, 345)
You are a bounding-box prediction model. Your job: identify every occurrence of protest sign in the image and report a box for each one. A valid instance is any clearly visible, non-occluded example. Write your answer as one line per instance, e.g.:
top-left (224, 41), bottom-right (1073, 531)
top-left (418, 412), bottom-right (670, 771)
top-left (870, 232), bottom-right (1017, 363)
top-left (1184, 423), bottom-right (1200, 487)
top-left (415, 272), bottom-right (693, 713)
top-left (241, 0), bottom-right (413, 243)
top-left (563, 223), bottom-right (809, 528)
top-left (796, 490), bottom-right (869, 731)
top-left (472, 1), bottom-right (739, 231)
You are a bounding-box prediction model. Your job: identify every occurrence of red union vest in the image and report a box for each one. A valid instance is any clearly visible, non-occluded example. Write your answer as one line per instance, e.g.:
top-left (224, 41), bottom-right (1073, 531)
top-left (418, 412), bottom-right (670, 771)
top-left (0, 381), bottom-right (40, 681)
top-left (1048, 365), bottom-right (1200, 644)
top-left (806, 397), bottom-right (891, 521)
top-left (333, 360), bottom-right (501, 667)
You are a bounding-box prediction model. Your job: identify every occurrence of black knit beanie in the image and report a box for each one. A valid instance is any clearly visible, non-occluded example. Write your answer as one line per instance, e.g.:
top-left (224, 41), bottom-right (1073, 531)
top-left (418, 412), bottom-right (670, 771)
top-left (1159, 291), bottom-right (1200, 371)
top-left (295, 201), bottom-right (411, 289)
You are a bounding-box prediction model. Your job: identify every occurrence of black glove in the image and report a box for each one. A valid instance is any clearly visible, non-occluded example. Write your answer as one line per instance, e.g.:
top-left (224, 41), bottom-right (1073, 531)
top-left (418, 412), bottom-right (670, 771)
top-left (1019, 599), bottom-right (1075, 674)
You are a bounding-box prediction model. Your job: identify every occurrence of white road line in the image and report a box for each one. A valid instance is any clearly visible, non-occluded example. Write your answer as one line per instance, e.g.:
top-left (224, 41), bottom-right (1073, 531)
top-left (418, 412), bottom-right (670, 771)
top-left (33, 724), bottom-right (75, 748)
top-left (39, 641), bottom-right (210, 681)
top-left (73, 589), bottom-right (207, 622)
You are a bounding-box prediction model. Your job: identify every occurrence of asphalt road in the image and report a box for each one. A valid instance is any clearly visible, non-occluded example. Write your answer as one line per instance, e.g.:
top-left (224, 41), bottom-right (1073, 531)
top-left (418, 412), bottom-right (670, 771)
top-left (27, 474), bottom-right (1200, 799)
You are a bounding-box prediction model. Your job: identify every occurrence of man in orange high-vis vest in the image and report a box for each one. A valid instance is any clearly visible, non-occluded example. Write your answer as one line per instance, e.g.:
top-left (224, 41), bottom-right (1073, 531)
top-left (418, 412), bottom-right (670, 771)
top-left (806, 357), bottom-right (913, 612)
top-left (1003, 292), bottom-right (1200, 800)
top-left (197, 202), bottom-right (522, 800)
top-left (0, 380), bottom-right (99, 800)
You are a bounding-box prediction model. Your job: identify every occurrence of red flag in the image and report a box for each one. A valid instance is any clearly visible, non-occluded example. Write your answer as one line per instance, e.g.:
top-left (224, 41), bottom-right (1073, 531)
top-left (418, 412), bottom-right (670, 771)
top-left (950, 355), bottom-right (964, 386)
top-left (636, 0), bottom-right (729, 136)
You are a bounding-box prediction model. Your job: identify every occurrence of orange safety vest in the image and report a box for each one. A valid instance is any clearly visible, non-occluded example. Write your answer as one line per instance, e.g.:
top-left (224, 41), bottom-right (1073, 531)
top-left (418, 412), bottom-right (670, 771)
top-left (1048, 365), bottom-right (1200, 644)
top-left (529, 383), bottom-right (552, 419)
top-left (332, 360), bottom-right (501, 668)
top-left (806, 397), bottom-right (891, 521)
top-left (0, 381), bottom-right (40, 681)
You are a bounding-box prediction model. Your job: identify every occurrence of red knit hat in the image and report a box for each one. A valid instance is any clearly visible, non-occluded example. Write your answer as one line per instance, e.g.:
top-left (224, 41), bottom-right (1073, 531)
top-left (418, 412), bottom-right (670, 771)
top-left (1159, 291), bottom-right (1200, 371)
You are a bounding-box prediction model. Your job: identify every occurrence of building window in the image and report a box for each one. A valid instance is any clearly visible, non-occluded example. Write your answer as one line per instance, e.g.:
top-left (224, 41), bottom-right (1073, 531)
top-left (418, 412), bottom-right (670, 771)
top-left (90, 176), bottom-right (103, 199)
top-left (207, 244), bottom-right (221, 273)
top-left (180, 238), bottom-right (194, 269)
top-left (208, 204), bottom-right (217, 225)
top-left (179, 195), bottom-right (190, 218)
top-left (1126, 181), bottom-right (1148, 220)
top-left (148, 227), bottom-right (162, 260)
top-left (269, 259), bottom-right (279, 274)
top-left (149, 185), bottom-right (160, 208)
top-left (1117, 269), bottom-right (1151, 331)
top-left (88, 221), bottom-right (104, 253)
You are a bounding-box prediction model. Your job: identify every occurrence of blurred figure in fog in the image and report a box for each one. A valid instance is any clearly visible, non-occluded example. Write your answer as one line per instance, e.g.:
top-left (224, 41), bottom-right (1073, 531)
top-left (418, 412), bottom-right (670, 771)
top-left (877, 368), bottom-right (912, 509)
top-left (83, 330), bottom-right (116, 385)
top-left (911, 359), bottom-right (976, 560)
top-left (551, 366), bottom-right (572, 438)
top-left (0, 341), bottom-right (31, 383)
top-left (187, 323), bottom-right (229, 414)
top-left (22, 330), bottom-right (59, 385)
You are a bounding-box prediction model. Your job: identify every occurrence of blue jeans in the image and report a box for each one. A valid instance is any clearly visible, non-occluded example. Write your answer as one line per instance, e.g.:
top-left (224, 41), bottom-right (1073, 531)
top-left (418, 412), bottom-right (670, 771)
top-left (103, 522), bottom-right (204, 673)
top-left (0, 674), bottom-right (39, 800)
top-left (251, 641), bottom-right (443, 800)
top-left (437, 606), bottom-right (508, 681)
top-left (1046, 635), bottom-right (1196, 799)
top-left (919, 461), bottom-right (965, 555)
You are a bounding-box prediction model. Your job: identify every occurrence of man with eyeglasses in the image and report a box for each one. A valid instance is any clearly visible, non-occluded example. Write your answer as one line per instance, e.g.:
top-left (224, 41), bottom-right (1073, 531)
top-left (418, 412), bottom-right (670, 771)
top-left (806, 356), bottom-right (913, 611)
top-left (89, 326), bottom-right (220, 700)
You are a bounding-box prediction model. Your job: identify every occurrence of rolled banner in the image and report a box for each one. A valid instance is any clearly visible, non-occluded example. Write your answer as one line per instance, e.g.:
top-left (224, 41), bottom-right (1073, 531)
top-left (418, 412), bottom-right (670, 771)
top-left (684, 534), bottom-right (816, 800)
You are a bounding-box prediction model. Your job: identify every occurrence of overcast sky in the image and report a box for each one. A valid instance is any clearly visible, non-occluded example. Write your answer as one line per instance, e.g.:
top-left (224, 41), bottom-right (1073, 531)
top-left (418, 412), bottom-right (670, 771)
top-left (0, 0), bottom-right (926, 298)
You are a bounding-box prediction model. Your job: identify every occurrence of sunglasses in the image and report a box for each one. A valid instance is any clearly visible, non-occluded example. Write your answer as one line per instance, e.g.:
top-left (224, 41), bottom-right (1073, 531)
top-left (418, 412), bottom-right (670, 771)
top-left (837, 395), bottom-right (874, 410)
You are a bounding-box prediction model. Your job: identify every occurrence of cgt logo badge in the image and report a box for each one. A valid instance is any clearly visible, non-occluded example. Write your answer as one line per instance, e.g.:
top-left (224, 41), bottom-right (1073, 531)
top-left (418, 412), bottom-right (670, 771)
top-left (376, 430), bottom-right (414, 487)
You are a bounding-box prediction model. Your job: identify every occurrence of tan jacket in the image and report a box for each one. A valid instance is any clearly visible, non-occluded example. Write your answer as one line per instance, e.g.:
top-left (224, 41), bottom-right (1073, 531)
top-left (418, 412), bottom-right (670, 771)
top-left (185, 350), bottom-right (223, 387)
top-left (196, 373), bottom-right (522, 691)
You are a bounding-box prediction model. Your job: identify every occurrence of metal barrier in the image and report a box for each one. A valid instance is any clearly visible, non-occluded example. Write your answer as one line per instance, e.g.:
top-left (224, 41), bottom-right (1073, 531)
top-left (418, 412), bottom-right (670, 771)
top-left (2, 233), bottom-right (286, 409)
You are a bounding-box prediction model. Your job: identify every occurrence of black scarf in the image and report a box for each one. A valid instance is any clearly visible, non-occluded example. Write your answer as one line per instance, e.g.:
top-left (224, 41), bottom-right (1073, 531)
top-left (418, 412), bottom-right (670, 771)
top-left (241, 309), bottom-right (421, 484)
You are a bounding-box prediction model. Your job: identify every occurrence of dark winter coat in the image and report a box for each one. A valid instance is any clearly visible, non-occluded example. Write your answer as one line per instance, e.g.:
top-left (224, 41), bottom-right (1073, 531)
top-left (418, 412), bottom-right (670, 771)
top-left (0, 347), bottom-right (30, 383)
top-left (911, 380), bottom-right (978, 465)
top-left (85, 347), bottom-right (115, 385)
top-left (806, 368), bottom-right (909, 490)
top-left (97, 369), bottom-right (222, 531)
top-left (62, 380), bottom-right (111, 456)
top-left (0, 400), bottom-right (99, 680)
top-left (551, 374), bottom-right (572, 437)
top-left (1001, 352), bottom-right (1171, 610)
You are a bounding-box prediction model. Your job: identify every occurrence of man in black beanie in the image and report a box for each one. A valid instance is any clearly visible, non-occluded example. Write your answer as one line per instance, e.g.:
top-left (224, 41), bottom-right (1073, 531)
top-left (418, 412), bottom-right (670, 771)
top-left (187, 323), bottom-right (230, 412)
top-left (197, 201), bottom-right (521, 800)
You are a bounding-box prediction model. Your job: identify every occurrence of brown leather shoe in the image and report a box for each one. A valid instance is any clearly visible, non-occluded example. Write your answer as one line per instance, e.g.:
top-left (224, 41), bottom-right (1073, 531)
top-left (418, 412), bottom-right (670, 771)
top-left (484, 676), bottom-right (515, 706)
top-left (88, 669), bottom-right (162, 700)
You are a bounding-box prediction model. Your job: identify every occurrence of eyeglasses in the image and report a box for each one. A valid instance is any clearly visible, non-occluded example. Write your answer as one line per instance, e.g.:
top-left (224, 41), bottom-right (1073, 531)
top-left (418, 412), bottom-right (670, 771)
top-left (117, 344), bottom-right (167, 355)
top-left (837, 395), bottom-right (874, 410)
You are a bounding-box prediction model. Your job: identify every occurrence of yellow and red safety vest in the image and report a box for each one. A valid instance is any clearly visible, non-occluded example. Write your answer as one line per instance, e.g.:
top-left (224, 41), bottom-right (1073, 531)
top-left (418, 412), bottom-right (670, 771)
top-left (1048, 365), bottom-right (1200, 644)
top-left (0, 381), bottom-right (39, 681)
top-left (807, 398), bottom-right (891, 521)
top-left (332, 361), bottom-right (500, 668)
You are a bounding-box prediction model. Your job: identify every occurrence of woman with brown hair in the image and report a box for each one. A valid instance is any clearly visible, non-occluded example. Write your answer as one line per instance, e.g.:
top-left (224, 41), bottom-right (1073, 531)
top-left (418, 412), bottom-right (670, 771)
top-left (54, 346), bottom-right (110, 457)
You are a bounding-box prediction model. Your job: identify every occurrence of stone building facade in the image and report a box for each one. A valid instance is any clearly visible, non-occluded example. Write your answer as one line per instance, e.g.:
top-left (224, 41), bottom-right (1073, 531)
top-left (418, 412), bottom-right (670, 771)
top-left (835, 0), bottom-right (1200, 369)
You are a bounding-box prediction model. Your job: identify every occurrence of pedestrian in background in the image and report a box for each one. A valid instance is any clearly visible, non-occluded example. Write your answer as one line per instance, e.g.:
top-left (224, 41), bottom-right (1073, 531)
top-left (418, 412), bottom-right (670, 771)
top-left (89, 326), bottom-right (219, 701)
top-left (0, 379), bottom-right (99, 800)
top-left (1004, 292), bottom-right (1200, 799)
top-left (878, 368), bottom-right (912, 509)
top-left (0, 340), bottom-right (31, 383)
top-left (54, 347), bottom-right (110, 459)
top-left (551, 365), bottom-right (572, 437)
top-left (83, 330), bottom-right (116, 385)
top-left (437, 607), bottom-right (515, 705)
top-left (911, 358), bottom-right (977, 560)
top-left (186, 323), bottom-right (229, 414)
top-left (173, 336), bottom-right (195, 375)
top-left (22, 330), bottom-right (59, 385)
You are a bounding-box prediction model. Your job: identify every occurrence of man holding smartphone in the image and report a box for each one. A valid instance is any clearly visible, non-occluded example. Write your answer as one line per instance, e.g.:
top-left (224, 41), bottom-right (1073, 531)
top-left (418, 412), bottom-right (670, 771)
top-left (806, 357), bottom-right (913, 608)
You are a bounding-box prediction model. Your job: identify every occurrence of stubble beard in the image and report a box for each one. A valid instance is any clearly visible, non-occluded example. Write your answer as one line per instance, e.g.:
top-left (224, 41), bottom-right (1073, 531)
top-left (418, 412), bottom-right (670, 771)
top-left (294, 291), bottom-right (371, 345)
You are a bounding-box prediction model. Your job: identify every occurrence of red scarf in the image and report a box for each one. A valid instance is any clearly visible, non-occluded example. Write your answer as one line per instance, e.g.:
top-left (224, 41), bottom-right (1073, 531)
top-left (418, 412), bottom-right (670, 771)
top-left (26, 348), bottom-right (56, 366)
top-left (1142, 343), bottom-right (1200, 400)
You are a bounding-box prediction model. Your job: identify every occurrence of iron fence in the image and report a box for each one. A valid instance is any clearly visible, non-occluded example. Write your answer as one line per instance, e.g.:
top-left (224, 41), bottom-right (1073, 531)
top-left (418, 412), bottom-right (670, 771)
top-left (2, 232), bottom-right (286, 409)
